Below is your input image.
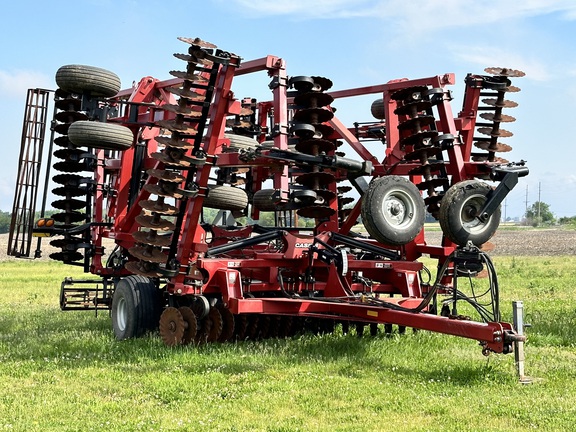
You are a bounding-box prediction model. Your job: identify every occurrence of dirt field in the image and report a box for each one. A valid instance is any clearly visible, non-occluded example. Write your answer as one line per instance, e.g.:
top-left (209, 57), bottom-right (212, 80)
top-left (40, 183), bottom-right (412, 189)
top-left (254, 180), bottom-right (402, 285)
top-left (425, 227), bottom-right (576, 256)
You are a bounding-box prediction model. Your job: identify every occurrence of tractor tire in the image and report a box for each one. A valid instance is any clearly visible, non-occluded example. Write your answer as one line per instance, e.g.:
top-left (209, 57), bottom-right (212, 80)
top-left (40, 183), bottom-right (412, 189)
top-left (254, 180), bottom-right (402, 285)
top-left (224, 133), bottom-right (259, 152)
top-left (55, 64), bottom-right (121, 97)
top-left (111, 275), bottom-right (163, 340)
top-left (439, 180), bottom-right (501, 246)
top-left (371, 98), bottom-right (385, 120)
top-left (203, 185), bottom-right (248, 211)
top-left (68, 120), bottom-right (134, 151)
top-left (252, 189), bottom-right (279, 212)
top-left (361, 175), bottom-right (425, 246)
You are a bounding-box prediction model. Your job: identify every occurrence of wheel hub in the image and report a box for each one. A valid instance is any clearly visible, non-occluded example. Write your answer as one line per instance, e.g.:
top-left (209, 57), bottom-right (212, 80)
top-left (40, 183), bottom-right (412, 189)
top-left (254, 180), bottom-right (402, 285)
top-left (116, 297), bottom-right (127, 332)
top-left (384, 194), bottom-right (411, 226)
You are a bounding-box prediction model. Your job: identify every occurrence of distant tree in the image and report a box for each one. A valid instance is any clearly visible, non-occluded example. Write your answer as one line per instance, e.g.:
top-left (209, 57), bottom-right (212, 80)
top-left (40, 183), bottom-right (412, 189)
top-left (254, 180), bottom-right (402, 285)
top-left (0, 211), bottom-right (10, 234)
top-left (525, 201), bottom-right (555, 226)
top-left (255, 211), bottom-right (276, 227)
top-left (558, 216), bottom-right (576, 227)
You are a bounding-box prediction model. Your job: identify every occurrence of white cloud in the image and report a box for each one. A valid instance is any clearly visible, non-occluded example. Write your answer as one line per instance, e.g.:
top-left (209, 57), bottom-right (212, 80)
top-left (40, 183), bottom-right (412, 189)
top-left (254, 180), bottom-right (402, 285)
top-left (221, 0), bottom-right (576, 29)
top-left (451, 46), bottom-right (550, 81)
top-left (218, 0), bottom-right (372, 17)
top-left (0, 70), bottom-right (52, 99)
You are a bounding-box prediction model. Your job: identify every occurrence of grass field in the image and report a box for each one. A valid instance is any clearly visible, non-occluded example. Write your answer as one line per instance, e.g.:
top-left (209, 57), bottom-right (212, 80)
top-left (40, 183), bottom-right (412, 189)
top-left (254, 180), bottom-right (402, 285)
top-left (1, 256), bottom-right (575, 431)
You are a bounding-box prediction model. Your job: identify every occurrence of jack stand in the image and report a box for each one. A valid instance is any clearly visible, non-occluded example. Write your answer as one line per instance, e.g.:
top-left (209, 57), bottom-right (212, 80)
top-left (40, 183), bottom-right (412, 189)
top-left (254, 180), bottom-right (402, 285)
top-left (512, 301), bottom-right (533, 384)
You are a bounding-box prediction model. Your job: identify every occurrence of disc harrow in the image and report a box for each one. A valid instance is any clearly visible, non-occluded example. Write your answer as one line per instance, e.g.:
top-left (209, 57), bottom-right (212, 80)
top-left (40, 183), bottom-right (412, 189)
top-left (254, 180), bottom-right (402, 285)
top-left (19, 37), bottom-right (531, 371)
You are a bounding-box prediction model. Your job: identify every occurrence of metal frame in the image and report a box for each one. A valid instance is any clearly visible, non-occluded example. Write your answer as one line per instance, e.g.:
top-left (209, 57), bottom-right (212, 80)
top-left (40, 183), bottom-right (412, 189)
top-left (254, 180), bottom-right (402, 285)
top-left (16, 44), bottom-right (528, 358)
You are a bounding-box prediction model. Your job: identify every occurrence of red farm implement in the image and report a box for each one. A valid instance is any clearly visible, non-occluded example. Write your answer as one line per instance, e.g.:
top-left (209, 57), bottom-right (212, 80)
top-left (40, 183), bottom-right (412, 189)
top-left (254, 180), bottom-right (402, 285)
top-left (9, 37), bottom-right (529, 371)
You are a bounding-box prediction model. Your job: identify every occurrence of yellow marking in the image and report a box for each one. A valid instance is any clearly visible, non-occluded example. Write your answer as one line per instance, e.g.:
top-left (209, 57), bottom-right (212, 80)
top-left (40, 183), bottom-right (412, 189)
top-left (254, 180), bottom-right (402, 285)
top-left (367, 310), bottom-right (378, 317)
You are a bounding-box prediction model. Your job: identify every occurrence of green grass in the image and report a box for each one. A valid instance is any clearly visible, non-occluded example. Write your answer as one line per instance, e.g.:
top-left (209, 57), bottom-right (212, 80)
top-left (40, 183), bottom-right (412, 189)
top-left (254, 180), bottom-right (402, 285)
top-left (1, 257), bottom-right (576, 431)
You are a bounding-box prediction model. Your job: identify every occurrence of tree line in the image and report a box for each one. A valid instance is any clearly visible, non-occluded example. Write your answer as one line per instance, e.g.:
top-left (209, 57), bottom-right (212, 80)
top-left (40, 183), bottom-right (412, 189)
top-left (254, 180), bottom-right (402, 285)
top-left (524, 201), bottom-right (576, 227)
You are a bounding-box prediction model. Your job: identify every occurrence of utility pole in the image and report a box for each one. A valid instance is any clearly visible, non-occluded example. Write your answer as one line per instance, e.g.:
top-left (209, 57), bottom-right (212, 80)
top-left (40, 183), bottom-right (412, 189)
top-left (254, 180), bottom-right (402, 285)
top-left (538, 182), bottom-right (541, 221)
top-left (525, 184), bottom-right (529, 217)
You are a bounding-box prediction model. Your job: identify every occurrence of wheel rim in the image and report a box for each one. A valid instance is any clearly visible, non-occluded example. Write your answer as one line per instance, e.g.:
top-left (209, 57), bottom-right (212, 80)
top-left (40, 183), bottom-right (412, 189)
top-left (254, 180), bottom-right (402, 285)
top-left (459, 194), bottom-right (488, 234)
top-left (381, 190), bottom-right (416, 228)
top-left (116, 296), bottom-right (127, 332)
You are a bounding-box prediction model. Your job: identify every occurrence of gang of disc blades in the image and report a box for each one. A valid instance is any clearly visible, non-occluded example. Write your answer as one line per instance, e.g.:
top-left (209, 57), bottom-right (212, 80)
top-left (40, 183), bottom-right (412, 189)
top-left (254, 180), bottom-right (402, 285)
top-left (477, 127), bottom-right (513, 138)
top-left (129, 246), bottom-right (167, 264)
top-left (156, 135), bottom-right (195, 149)
top-left (135, 214), bottom-right (176, 231)
top-left (417, 177), bottom-right (449, 190)
top-left (294, 138), bottom-right (335, 153)
top-left (155, 119), bottom-right (199, 135)
top-left (178, 36), bottom-right (217, 48)
top-left (168, 70), bottom-right (209, 84)
top-left (293, 107), bottom-right (334, 124)
top-left (52, 211), bottom-right (85, 223)
top-left (394, 99), bottom-right (433, 116)
top-left (53, 161), bottom-right (88, 173)
top-left (294, 91), bottom-right (334, 108)
top-left (132, 230), bottom-right (173, 247)
top-left (295, 171), bottom-right (335, 188)
top-left (166, 86), bottom-right (205, 101)
top-left (408, 162), bottom-right (445, 176)
top-left (484, 67), bottom-right (525, 78)
top-left (479, 113), bottom-right (516, 123)
top-left (55, 110), bottom-right (88, 123)
top-left (50, 251), bottom-right (84, 262)
top-left (398, 115), bottom-right (436, 131)
top-left (124, 261), bottom-right (165, 278)
top-left (52, 199), bottom-right (86, 211)
top-left (400, 130), bottom-right (438, 147)
top-left (52, 186), bottom-right (85, 197)
top-left (297, 205), bottom-right (336, 219)
top-left (139, 199), bottom-right (178, 215)
top-left (474, 142), bottom-right (513, 153)
top-left (147, 169), bottom-right (185, 183)
top-left (481, 98), bottom-right (518, 108)
top-left (53, 173), bottom-right (85, 186)
top-left (311, 76), bottom-right (333, 91)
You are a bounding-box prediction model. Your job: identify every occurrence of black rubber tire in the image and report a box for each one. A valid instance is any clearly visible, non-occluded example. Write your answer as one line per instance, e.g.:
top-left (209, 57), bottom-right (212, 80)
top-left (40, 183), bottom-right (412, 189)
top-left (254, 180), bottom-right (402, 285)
top-left (111, 275), bottom-right (163, 340)
top-left (371, 98), bottom-right (385, 120)
top-left (203, 185), bottom-right (248, 211)
top-left (439, 180), bottom-right (501, 246)
top-left (68, 120), bottom-right (134, 151)
top-left (252, 189), bottom-right (278, 212)
top-left (361, 175), bottom-right (425, 246)
top-left (55, 64), bottom-right (121, 97)
top-left (224, 133), bottom-right (259, 152)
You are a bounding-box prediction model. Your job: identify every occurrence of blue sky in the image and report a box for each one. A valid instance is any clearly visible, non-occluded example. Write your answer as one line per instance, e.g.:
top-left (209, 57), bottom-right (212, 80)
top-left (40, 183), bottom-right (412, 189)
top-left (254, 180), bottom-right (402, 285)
top-left (1, 0), bottom-right (575, 219)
